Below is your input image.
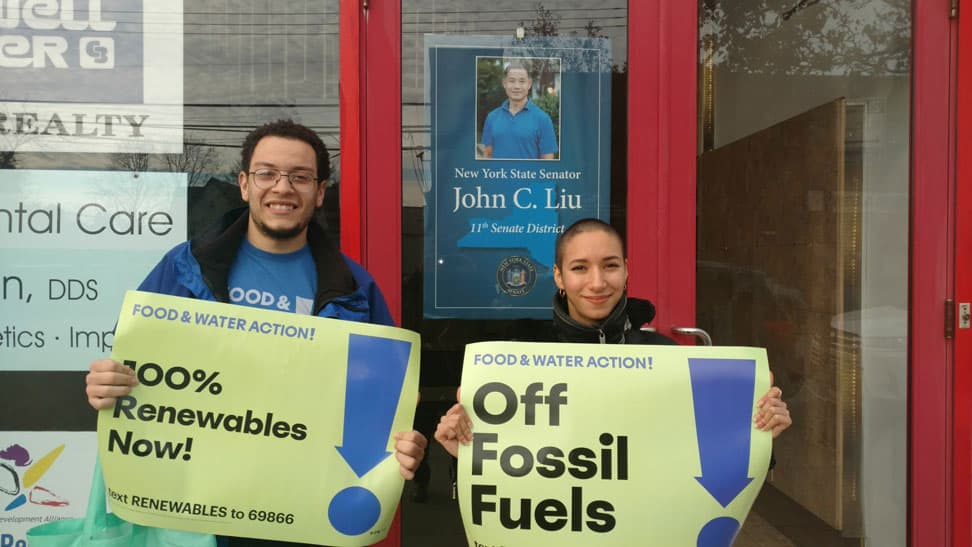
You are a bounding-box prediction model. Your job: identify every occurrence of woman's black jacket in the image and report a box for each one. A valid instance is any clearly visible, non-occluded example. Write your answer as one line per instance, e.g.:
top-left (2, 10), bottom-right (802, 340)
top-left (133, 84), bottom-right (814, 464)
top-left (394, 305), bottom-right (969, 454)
top-left (549, 292), bottom-right (677, 346)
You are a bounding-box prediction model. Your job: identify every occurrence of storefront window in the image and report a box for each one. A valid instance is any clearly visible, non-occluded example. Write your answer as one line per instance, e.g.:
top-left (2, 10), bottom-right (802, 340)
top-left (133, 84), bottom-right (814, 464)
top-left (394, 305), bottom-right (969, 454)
top-left (0, 4), bottom-right (340, 542)
top-left (180, 0), bottom-right (343, 238)
top-left (2, 1), bottom-right (341, 238)
top-left (696, 1), bottom-right (910, 545)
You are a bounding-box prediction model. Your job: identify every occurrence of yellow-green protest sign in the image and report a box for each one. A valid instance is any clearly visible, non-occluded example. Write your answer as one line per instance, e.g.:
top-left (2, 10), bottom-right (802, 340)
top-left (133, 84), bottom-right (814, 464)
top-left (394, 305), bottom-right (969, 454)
top-left (457, 341), bottom-right (772, 547)
top-left (96, 290), bottom-right (420, 546)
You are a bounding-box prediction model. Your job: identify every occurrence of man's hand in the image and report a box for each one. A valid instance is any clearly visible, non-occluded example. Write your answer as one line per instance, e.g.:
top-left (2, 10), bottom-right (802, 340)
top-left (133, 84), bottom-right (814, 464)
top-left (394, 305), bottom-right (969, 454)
top-left (394, 431), bottom-right (428, 480)
top-left (85, 359), bottom-right (138, 410)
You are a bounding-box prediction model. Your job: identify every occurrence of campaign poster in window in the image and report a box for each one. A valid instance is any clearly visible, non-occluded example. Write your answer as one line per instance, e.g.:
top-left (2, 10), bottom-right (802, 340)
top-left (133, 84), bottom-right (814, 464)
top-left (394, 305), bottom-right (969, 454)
top-left (423, 35), bottom-right (612, 319)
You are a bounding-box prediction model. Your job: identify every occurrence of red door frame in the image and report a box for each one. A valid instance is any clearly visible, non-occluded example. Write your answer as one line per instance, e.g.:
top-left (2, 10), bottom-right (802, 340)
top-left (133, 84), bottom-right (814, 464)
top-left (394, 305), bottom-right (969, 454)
top-left (340, 1), bottom-right (957, 546)
top-left (912, 0), bottom-right (957, 545)
top-left (339, 3), bottom-right (403, 546)
top-left (626, 2), bottom-right (697, 340)
top-left (953, 2), bottom-right (971, 545)
top-left (340, 0), bottom-right (403, 325)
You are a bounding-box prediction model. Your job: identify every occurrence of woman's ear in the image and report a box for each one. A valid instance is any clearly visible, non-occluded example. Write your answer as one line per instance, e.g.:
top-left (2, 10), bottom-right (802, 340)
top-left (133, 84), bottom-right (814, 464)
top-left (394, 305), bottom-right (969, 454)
top-left (553, 264), bottom-right (564, 289)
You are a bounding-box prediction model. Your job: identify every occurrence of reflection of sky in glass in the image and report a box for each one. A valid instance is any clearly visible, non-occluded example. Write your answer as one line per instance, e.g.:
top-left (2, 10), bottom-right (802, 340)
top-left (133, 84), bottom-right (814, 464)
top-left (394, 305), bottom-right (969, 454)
top-left (178, 0), bottom-right (341, 156)
top-left (0, 0), bottom-right (144, 103)
top-left (183, 0), bottom-right (336, 105)
top-left (402, 1), bottom-right (627, 104)
top-left (700, 0), bottom-right (910, 76)
top-left (2, 1), bottom-right (625, 174)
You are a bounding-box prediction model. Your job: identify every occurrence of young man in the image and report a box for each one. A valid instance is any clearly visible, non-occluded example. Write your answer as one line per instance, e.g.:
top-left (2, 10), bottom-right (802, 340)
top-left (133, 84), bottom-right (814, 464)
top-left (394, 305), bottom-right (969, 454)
top-left (480, 62), bottom-right (558, 160)
top-left (85, 119), bottom-right (427, 546)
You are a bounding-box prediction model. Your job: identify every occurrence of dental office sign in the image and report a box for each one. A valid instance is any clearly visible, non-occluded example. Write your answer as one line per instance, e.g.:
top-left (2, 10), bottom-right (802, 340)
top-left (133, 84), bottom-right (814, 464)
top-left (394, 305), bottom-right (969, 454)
top-left (0, 0), bottom-right (184, 153)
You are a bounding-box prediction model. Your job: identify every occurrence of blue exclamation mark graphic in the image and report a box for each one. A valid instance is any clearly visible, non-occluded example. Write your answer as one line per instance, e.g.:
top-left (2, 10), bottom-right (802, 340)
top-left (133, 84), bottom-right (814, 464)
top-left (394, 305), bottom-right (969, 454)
top-left (329, 334), bottom-right (411, 536)
top-left (689, 357), bottom-right (756, 547)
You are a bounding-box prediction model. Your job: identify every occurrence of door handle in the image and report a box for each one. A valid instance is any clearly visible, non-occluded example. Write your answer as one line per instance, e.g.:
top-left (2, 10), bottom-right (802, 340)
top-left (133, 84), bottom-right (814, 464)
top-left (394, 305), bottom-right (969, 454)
top-left (670, 327), bottom-right (713, 346)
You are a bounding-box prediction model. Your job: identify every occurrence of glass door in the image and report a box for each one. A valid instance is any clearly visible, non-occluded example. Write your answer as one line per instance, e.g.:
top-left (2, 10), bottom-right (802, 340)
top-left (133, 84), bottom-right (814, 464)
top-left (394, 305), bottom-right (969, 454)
top-left (347, 1), bottom-right (955, 546)
top-left (395, 3), bottom-right (638, 546)
top-left (696, 1), bottom-right (913, 545)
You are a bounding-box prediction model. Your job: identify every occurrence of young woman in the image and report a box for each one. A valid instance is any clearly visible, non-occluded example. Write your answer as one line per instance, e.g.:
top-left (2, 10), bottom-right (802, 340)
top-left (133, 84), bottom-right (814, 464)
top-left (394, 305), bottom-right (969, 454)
top-left (435, 218), bottom-right (792, 456)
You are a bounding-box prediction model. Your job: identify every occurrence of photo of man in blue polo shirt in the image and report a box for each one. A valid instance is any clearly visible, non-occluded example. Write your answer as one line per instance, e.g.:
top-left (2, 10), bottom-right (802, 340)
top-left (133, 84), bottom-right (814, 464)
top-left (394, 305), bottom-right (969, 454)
top-left (480, 61), bottom-right (559, 160)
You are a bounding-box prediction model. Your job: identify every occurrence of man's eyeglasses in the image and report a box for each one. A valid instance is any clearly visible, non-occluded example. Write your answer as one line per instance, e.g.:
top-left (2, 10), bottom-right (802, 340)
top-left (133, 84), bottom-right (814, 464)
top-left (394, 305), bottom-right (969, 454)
top-left (248, 169), bottom-right (318, 191)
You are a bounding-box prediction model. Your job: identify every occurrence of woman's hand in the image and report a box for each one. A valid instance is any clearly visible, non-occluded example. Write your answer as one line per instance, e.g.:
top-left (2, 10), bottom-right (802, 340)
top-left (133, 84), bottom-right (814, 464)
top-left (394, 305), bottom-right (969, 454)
top-left (434, 400), bottom-right (473, 458)
top-left (755, 385), bottom-right (791, 438)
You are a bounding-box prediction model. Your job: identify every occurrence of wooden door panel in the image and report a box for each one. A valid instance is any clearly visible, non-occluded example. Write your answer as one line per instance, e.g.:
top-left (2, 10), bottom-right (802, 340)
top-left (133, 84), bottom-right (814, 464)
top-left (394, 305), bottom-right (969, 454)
top-left (697, 99), bottom-right (863, 534)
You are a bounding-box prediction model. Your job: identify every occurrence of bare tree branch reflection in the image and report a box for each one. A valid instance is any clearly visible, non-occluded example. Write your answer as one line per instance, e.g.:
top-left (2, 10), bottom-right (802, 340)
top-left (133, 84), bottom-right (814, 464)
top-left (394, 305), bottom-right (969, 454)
top-left (701, 0), bottom-right (909, 76)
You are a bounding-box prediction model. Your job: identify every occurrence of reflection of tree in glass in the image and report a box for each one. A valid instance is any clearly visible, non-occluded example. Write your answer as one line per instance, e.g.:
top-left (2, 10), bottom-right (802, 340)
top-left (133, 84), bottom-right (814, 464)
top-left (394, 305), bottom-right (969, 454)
top-left (104, 134), bottom-right (221, 232)
top-left (112, 153), bottom-right (150, 173)
top-left (164, 136), bottom-right (218, 187)
top-left (517, 3), bottom-right (618, 71)
top-left (87, 170), bottom-right (171, 229)
top-left (517, 3), bottom-right (605, 40)
top-left (520, 3), bottom-right (561, 37)
top-left (701, 0), bottom-right (909, 76)
top-left (111, 134), bottom-right (219, 187)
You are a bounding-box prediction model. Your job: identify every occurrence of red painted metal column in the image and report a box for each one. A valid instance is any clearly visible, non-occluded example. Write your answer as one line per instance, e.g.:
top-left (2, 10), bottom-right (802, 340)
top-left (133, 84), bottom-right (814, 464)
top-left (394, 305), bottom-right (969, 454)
top-left (361, 0), bottom-right (403, 327)
top-left (340, 0), bottom-right (405, 331)
top-left (910, 0), bottom-right (956, 545)
top-left (338, 0), bottom-right (403, 329)
top-left (953, 2), bottom-right (971, 545)
top-left (626, 1), bottom-right (697, 339)
top-left (339, 1), bottom-right (403, 545)
top-left (340, 0), bottom-right (363, 263)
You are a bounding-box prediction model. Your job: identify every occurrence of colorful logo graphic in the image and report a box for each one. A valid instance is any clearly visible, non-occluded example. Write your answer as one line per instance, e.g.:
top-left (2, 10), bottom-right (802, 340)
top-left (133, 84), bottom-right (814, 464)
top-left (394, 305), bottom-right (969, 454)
top-left (496, 255), bottom-right (538, 297)
top-left (1, 444), bottom-right (69, 511)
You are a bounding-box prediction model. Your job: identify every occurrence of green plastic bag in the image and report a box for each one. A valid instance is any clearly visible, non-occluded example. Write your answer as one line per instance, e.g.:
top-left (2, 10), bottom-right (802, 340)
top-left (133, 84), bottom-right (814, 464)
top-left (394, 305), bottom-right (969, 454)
top-left (27, 459), bottom-right (216, 547)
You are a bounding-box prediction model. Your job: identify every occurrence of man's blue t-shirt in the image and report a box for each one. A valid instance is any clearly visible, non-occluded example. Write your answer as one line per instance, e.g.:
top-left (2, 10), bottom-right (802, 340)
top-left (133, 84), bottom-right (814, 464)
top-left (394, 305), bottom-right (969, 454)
top-left (227, 239), bottom-right (316, 314)
top-left (481, 98), bottom-right (558, 159)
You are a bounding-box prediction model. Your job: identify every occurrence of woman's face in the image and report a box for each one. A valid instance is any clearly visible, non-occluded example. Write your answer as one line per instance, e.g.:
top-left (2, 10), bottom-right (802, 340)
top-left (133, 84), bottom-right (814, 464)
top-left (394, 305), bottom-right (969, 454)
top-left (553, 229), bottom-right (628, 326)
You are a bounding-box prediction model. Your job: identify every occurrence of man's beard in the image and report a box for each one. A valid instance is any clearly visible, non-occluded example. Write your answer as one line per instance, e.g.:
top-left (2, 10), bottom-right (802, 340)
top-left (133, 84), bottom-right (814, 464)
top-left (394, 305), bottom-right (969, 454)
top-left (253, 216), bottom-right (310, 241)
